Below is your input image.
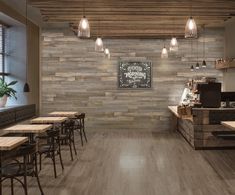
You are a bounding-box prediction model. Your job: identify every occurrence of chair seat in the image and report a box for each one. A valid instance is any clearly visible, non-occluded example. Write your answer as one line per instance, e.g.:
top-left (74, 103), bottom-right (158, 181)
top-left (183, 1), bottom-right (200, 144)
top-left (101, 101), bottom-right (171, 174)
top-left (59, 134), bottom-right (69, 140)
top-left (38, 143), bottom-right (59, 154)
top-left (1, 163), bottom-right (34, 177)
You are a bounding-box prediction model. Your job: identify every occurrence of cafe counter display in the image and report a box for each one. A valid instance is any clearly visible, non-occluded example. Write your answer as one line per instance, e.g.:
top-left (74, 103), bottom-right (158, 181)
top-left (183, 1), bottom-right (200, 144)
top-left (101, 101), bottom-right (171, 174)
top-left (169, 106), bottom-right (235, 149)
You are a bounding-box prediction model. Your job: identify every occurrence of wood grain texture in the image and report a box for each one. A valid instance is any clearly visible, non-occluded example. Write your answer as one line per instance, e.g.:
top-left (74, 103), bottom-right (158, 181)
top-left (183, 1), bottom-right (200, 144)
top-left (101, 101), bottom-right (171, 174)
top-left (3, 131), bottom-right (235, 195)
top-left (3, 124), bottom-right (52, 134)
top-left (31, 117), bottom-right (68, 124)
top-left (0, 137), bottom-right (28, 151)
top-left (48, 111), bottom-right (79, 118)
top-left (41, 27), bottom-right (224, 132)
top-left (221, 121), bottom-right (235, 130)
top-left (170, 107), bottom-right (235, 148)
top-left (29, 0), bottom-right (235, 37)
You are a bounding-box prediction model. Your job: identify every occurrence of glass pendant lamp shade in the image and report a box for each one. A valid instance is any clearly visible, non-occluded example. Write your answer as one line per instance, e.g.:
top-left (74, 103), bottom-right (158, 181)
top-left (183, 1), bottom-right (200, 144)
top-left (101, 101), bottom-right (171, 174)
top-left (161, 46), bottom-right (168, 59)
top-left (190, 65), bottom-right (194, 71)
top-left (95, 37), bottom-right (104, 52)
top-left (78, 16), bottom-right (90, 38)
top-left (170, 37), bottom-right (179, 52)
top-left (196, 62), bottom-right (200, 70)
top-left (202, 25), bottom-right (207, 68)
top-left (104, 48), bottom-right (110, 59)
top-left (185, 17), bottom-right (197, 39)
top-left (202, 60), bottom-right (207, 68)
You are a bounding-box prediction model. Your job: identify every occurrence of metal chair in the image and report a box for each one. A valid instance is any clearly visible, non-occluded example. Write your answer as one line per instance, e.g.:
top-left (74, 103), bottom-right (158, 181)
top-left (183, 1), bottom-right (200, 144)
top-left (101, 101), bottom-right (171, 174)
top-left (37, 129), bottom-right (64, 178)
top-left (60, 120), bottom-right (77, 161)
top-left (74, 113), bottom-right (87, 146)
top-left (1, 143), bottom-right (44, 195)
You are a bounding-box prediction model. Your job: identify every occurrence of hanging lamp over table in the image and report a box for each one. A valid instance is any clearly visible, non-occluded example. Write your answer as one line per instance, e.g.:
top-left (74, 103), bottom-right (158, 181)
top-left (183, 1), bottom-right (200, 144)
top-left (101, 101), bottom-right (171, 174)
top-left (24, 0), bottom-right (30, 93)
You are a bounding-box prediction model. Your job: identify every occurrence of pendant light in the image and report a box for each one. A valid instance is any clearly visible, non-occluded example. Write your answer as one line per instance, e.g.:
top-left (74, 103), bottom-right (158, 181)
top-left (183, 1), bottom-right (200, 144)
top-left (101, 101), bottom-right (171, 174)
top-left (104, 48), bottom-right (110, 59)
top-left (185, 1), bottom-right (197, 39)
top-left (170, 37), bottom-right (179, 52)
top-left (202, 25), bottom-right (207, 68)
top-left (170, 20), bottom-right (179, 52)
top-left (161, 41), bottom-right (168, 59)
top-left (95, 20), bottom-right (104, 52)
top-left (24, 0), bottom-right (30, 92)
top-left (95, 37), bottom-right (104, 52)
top-left (189, 39), bottom-right (194, 71)
top-left (190, 65), bottom-right (194, 71)
top-left (78, 1), bottom-right (90, 38)
top-left (195, 39), bottom-right (200, 70)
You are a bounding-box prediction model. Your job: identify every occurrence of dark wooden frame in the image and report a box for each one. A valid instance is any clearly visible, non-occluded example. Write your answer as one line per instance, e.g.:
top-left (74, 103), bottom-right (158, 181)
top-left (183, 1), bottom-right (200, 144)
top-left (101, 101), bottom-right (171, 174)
top-left (118, 61), bottom-right (152, 89)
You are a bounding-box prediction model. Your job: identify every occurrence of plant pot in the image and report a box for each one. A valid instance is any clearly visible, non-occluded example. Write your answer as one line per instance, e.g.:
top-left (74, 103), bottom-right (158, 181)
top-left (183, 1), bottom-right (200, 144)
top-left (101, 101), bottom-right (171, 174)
top-left (0, 95), bottom-right (8, 107)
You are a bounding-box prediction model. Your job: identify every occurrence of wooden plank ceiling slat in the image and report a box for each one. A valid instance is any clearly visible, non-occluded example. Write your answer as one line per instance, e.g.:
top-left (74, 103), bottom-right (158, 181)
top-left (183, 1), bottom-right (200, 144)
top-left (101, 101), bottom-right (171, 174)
top-left (29, 0), bottom-right (235, 37)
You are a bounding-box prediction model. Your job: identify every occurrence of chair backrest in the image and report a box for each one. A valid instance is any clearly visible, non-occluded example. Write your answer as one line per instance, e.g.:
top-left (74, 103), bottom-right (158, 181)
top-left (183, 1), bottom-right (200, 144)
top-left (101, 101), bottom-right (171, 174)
top-left (2, 143), bottom-right (37, 161)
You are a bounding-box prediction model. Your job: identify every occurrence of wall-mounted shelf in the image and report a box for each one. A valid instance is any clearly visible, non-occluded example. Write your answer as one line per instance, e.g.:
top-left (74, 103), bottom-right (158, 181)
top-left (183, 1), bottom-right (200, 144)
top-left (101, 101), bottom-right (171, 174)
top-left (215, 59), bottom-right (235, 70)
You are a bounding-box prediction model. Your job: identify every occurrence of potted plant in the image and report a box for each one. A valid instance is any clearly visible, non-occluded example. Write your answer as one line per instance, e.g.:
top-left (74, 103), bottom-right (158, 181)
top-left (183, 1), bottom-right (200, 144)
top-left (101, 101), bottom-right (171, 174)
top-left (0, 78), bottom-right (18, 107)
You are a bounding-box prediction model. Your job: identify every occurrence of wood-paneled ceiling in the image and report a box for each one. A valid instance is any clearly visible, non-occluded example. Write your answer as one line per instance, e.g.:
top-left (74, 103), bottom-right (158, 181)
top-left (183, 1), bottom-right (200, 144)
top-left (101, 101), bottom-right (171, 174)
top-left (29, 0), bottom-right (235, 38)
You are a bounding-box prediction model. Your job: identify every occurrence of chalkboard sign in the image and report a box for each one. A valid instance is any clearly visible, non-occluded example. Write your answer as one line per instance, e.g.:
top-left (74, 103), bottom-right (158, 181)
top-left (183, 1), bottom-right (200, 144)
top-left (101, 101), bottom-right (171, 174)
top-left (118, 61), bottom-right (152, 89)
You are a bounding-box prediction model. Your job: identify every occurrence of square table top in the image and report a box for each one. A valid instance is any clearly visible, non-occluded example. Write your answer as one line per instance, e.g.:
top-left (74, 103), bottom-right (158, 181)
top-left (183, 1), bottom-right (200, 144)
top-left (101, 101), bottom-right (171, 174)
top-left (221, 121), bottom-right (235, 131)
top-left (3, 124), bottom-right (52, 134)
top-left (0, 137), bottom-right (28, 151)
top-left (31, 117), bottom-right (68, 124)
top-left (48, 111), bottom-right (79, 118)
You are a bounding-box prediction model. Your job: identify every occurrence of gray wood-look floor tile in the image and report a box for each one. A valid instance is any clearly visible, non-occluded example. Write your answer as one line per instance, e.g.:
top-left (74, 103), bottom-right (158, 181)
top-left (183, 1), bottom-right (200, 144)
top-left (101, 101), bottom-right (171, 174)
top-left (3, 131), bottom-right (235, 195)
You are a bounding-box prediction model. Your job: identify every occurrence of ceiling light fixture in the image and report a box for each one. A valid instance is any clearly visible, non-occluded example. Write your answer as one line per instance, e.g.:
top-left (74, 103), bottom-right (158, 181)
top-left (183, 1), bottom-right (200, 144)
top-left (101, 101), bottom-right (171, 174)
top-left (185, 1), bottom-right (197, 39)
top-left (170, 20), bottom-right (179, 52)
top-left (161, 41), bottom-right (168, 59)
top-left (170, 37), bottom-right (179, 52)
top-left (195, 39), bottom-right (200, 70)
top-left (202, 25), bottom-right (207, 68)
top-left (24, 0), bottom-right (30, 92)
top-left (190, 65), bottom-right (194, 71)
top-left (104, 48), bottom-right (110, 59)
top-left (78, 1), bottom-right (90, 38)
top-left (95, 20), bottom-right (104, 52)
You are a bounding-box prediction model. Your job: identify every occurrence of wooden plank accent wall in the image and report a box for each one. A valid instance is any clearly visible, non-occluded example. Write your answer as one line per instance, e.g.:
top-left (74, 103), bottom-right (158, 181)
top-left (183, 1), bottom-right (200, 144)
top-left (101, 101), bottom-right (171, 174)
top-left (41, 28), bottom-right (224, 132)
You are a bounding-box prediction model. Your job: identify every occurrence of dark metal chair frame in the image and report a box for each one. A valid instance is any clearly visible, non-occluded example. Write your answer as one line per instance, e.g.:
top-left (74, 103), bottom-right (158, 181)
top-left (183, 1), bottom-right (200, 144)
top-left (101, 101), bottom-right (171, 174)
top-left (0, 143), bottom-right (44, 195)
top-left (60, 120), bottom-right (77, 161)
top-left (37, 129), bottom-right (64, 178)
top-left (74, 113), bottom-right (87, 146)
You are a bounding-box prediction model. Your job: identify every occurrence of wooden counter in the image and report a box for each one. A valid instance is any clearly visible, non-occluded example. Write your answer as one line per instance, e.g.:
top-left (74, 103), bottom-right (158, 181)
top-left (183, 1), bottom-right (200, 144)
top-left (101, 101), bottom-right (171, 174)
top-left (169, 106), bottom-right (235, 149)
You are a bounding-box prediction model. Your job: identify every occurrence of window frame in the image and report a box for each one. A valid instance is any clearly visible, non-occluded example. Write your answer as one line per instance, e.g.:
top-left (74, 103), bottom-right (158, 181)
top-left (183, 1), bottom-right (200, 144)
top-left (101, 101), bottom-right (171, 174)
top-left (0, 24), bottom-right (10, 81)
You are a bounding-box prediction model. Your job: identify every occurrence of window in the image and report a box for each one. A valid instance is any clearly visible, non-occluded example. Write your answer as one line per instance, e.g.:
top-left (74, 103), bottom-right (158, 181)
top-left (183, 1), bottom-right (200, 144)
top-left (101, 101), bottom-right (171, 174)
top-left (0, 24), bottom-right (8, 80)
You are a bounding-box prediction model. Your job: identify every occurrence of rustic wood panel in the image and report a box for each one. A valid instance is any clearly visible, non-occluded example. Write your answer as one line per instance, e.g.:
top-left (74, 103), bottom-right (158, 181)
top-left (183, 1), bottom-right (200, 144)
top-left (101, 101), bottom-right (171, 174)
top-left (41, 27), bottom-right (224, 131)
top-left (30, 0), bottom-right (235, 37)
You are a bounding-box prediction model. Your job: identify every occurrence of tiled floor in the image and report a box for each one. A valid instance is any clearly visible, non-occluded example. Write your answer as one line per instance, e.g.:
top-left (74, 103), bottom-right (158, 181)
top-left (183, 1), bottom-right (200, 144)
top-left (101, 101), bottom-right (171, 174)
top-left (3, 130), bottom-right (235, 195)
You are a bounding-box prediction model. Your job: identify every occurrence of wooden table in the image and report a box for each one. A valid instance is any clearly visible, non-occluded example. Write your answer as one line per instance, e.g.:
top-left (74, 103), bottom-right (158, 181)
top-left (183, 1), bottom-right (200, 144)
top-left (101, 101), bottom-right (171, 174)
top-left (0, 137), bottom-right (28, 151)
top-left (3, 124), bottom-right (52, 143)
top-left (31, 117), bottom-right (68, 125)
top-left (0, 137), bottom-right (28, 195)
top-left (48, 111), bottom-right (79, 118)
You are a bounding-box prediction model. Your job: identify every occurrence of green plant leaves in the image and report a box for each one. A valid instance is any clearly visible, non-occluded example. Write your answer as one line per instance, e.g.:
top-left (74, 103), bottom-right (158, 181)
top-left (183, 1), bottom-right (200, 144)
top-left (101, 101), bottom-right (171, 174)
top-left (0, 78), bottom-right (18, 99)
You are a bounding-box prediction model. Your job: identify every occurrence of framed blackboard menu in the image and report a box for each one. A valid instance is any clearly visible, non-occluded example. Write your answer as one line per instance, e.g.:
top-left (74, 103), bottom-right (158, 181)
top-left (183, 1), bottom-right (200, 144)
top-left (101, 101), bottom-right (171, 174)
top-left (118, 61), bottom-right (152, 89)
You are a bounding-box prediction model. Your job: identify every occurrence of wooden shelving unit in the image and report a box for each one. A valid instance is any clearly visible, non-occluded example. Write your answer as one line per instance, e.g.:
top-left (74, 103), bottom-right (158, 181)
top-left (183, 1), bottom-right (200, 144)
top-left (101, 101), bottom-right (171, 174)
top-left (215, 60), bottom-right (235, 69)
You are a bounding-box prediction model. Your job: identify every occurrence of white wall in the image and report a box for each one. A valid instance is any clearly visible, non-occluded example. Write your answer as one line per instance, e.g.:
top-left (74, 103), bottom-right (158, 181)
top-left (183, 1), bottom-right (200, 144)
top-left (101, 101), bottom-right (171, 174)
top-left (223, 18), bottom-right (235, 91)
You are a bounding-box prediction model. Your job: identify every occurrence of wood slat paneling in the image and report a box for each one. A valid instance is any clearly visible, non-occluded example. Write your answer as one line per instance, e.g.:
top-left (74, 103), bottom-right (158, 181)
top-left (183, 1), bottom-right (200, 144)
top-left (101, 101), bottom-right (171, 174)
top-left (30, 0), bottom-right (235, 37)
top-left (41, 27), bottom-right (224, 131)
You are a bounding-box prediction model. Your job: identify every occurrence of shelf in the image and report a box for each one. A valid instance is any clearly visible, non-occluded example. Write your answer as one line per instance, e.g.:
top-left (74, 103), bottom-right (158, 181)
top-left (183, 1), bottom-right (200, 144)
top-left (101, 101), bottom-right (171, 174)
top-left (215, 60), bottom-right (235, 70)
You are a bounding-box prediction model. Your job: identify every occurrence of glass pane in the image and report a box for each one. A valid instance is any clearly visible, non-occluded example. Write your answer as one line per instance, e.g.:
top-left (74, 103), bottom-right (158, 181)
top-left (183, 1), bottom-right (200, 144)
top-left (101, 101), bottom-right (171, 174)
top-left (0, 54), bottom-right (3, 72)
top-left (0, 25), bottom-right (3, 74)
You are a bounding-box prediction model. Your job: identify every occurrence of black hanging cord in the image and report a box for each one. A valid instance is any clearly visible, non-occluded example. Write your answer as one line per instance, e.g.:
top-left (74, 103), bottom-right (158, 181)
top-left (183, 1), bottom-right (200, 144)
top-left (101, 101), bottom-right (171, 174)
top-left (203, 25), bottom-right (205, 59)
top-left (24, 0), bottom-right (30, 92)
